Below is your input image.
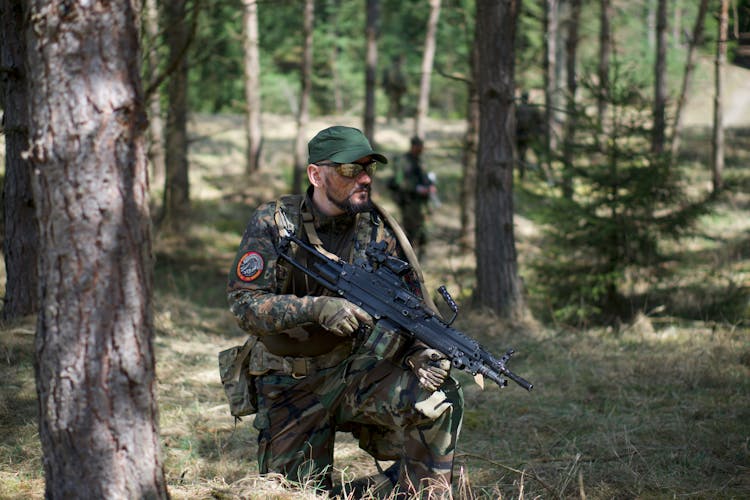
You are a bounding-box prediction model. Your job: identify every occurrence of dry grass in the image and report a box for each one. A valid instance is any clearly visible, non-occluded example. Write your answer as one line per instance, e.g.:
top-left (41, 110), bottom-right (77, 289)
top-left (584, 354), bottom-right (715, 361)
top-left (1, 104), bottom-right (749, 498)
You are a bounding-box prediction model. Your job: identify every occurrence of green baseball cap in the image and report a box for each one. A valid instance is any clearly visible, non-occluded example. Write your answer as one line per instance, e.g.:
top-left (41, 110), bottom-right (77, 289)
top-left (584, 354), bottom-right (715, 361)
top-left (307, 126), bottom-right (388, 165)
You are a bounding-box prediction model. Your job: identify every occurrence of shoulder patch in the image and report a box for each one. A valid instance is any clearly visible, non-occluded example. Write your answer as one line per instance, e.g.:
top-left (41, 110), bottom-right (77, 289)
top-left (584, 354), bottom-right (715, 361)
top-left (237, 251), bottom-right (264, 282)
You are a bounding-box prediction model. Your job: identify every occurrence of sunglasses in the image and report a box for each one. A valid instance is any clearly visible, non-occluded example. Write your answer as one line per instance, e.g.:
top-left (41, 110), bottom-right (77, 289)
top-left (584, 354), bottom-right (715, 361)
top-left (321, 162), bottom-right (377, 178)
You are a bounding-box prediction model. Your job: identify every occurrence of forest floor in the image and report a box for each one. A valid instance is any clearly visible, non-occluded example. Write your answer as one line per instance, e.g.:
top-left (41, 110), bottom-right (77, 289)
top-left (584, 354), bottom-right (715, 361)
top-left (1, 63), bottom-right (749, 498)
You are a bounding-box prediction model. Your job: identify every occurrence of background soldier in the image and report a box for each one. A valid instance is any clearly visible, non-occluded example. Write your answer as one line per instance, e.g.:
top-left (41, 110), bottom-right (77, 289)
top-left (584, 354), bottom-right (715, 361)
top-left (387, 136), bottom-right (436, 260)
top-left (515, 91), bottom-right (545, 179)
top-left (227, 126), bottom-right (463, 497)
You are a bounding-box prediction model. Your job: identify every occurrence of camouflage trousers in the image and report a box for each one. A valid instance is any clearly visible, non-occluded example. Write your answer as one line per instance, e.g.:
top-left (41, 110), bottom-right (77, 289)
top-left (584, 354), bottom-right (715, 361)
top-left (400, 202), bottom-right (428, 260)
top-left (253, 348), bottom-right (464, 496)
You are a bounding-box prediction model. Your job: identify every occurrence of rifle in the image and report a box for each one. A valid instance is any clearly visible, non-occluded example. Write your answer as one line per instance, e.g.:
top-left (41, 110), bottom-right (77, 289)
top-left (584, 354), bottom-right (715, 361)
top-left (276, 235), bottom-right (533, 391)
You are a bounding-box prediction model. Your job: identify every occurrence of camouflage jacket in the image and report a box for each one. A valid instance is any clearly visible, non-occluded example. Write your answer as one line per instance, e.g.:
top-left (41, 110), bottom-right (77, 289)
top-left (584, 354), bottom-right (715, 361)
top-left (389, 152), bottom-right (431, 206)
top-left (226, 190), bottom-right (423, 353)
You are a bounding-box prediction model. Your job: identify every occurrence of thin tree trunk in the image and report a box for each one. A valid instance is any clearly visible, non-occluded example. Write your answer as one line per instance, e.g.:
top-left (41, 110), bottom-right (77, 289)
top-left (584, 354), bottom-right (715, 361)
top-left (162, 0), bottom-right (191, 231)
top-left (1, 0), bottom-right (39, 320)
top-left (474, 0), bottom-right (525, 320)
top-left (460, 41), bottom-right (479, 249)
top-left (671, 0), bottom-right (709, 159)
top-left (25, 1), bottom-right (167, 497)
top-left (414, 0), bottom-right (441, 139)
top-left (543, 0), bottom-right (560, 168)
top-left (364, 0), bottom-right (379, 143)
top-left (712, 0), bottom-right (729, 194)
top-left (330, 0), bottom-right (343, 115)
top-left (293, 0), bottom-right (314, 194)
top-left (562, 0), bottom-right (582, 199)
top-left (144, 0), bottom-right (166, 188)
top-left (244, 0), bottom-right (263, 173)
top-left (652, 0), bottom-right (668, 154)
top-left (597, 0), bottom-right (612, 129)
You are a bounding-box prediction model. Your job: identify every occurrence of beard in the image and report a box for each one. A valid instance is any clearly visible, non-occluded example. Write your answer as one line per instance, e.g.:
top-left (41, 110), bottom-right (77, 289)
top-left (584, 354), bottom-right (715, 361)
top-left (326, 184), bottom-right (373, 215)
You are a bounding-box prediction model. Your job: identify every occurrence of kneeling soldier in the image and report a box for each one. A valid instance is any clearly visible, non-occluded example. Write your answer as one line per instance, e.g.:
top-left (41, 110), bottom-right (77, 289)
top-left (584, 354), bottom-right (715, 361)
top-left (226, 126), bottom-right (464, 498)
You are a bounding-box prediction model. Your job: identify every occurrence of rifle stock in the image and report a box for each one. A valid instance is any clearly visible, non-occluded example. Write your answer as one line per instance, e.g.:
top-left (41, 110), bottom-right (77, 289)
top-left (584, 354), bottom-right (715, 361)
top-left (277, 235), bottom-right (533, 391)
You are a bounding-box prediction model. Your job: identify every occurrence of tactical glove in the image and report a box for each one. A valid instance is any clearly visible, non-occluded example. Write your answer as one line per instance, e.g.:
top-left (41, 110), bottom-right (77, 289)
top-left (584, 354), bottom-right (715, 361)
top-left (405, 348), bottom-right (451, 392)
top-left (313, 296), bottom-right (373, 337)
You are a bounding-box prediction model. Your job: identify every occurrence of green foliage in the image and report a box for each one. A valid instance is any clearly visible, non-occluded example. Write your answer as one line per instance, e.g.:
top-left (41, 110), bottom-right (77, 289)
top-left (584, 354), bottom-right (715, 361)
top-left (530, 65), bottom-right (710, 326)
top-left (150, 0), bottom-right (739, 122)
top-left (189, 1), bottom-right (245, 113)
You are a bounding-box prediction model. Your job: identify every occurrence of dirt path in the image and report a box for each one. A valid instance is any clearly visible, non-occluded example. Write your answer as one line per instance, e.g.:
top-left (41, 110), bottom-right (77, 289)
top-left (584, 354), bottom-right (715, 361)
top-left (724, 66), bottom-right (750, 127)
top-left (683, 60), bottom-right (750, 128)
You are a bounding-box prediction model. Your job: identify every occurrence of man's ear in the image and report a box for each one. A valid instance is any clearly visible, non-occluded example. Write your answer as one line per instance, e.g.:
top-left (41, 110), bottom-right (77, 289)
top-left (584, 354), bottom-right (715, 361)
top-left (307, 164), bottom-right (324, 187)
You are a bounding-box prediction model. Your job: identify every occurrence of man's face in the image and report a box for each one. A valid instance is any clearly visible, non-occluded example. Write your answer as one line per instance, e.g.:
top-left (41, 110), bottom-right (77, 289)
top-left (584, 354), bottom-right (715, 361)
top-left (321, 157), bottom-right (374, 215)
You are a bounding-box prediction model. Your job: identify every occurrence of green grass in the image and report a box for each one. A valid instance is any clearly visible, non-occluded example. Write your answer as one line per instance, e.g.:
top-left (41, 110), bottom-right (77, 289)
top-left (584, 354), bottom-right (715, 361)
top-left (1, 112), bottom-right (749, 498)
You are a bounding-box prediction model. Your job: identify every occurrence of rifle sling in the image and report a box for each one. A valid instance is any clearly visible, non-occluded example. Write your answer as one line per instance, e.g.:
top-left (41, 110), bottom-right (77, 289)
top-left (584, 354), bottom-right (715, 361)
top-left (273, 195), bottom-right (439, 315)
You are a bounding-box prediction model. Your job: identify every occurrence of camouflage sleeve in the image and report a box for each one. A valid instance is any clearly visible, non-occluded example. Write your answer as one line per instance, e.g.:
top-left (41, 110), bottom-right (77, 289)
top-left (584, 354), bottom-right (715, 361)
top-left (226, 202), bottom-right (317, 335)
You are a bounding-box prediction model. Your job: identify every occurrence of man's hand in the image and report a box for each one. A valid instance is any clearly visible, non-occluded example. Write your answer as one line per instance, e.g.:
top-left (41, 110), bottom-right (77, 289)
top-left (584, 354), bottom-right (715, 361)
top-left (406, 348), bottom-right (451, 392)
top-left (313, 296), bottom-right (373, 337)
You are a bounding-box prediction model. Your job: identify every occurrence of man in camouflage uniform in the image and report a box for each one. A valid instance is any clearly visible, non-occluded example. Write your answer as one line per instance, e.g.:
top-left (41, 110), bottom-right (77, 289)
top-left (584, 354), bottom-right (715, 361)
top-left (515, 91), bottom-right (544, 179)
top-left (387, 136), bottom-right (435, 260)
top-left (227, 126), bottom-right (463, 497)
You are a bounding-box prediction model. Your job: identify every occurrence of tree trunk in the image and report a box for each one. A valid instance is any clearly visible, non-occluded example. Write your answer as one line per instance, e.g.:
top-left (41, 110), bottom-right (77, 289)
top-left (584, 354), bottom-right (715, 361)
top-left (1, 0), bottom-right (39, 320)
top-left (474, 0), bottom-right (526, 320)
top-left (652, 0), bottom-right (668, 154)
top-left (243, 0), bottom-right (263, 174)
top-left (293, 0), bottom-right (314, 194)
top-left (562, 0), bottom-right (582, 199)
top-left (330, 0), bottom-right (344, 115)
top-left (712, 0), bottom-right (729, 193)
top-left (597, 0), bottom-right (612, 129)
top-left (671, 0), bottom-right (709, 159)
top-left (364, 0), bottom-right (379, 143)
top-left (543, 0), bottom-right (560, 168)
top-left (24, 2), bottom-right (167, 498)
top-left (414, 0), bottom-right (441, 139)
top-left (162, 0), bottom-right (191, 231)
top-left (144, 0), bottom-right (166, 188)
top-left (460, 41), bottom-right (479, 249)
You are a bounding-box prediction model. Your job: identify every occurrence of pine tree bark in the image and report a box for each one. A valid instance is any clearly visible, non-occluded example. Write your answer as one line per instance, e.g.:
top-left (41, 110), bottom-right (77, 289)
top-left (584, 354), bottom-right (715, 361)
top-left (474, 0), bottom-right (525, 320)
top-left (671, 0), bottom-right (709, 159)
top-left (1, 0), bottom-right (39, 320)
top-left (414, 0), bottom-right (441, 139)
top-left (243, 0), bottom-right (263, 173)
top-left (292, 0), bottom-right (314, 194)
top-left (652, 0), bottom-right (668, 154)
top-left (24, 2), bottom-right (167, 497)
top-left (712, 0), bottom-right (729, 193)
top-left (364, 0), bottom-right (379, 143)
top-left (162, 0), bottom-right (191, 231)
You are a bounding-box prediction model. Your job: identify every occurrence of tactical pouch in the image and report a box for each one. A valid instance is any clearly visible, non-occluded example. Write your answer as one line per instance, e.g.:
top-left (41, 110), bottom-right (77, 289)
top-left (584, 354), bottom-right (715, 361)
top-left (360, 320), bottom-right (408, 360)
top-left (218, 337), bottom-right (258, 418)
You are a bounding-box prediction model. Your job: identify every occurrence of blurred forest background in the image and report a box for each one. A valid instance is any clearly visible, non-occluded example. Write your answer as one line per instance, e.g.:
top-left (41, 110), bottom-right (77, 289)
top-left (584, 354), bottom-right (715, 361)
top-left (1, 0), bottom-right (749, 498)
